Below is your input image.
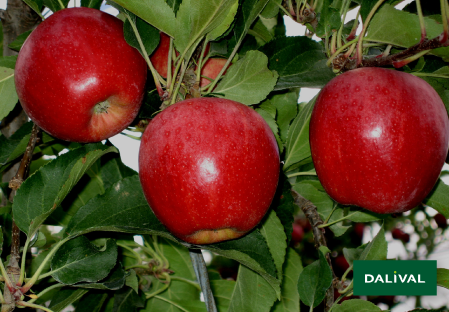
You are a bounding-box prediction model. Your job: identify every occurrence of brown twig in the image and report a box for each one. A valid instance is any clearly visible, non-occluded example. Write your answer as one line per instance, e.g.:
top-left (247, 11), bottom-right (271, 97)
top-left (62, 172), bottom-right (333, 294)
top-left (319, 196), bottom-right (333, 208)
top-left (341, 35), bottom-right (448, 71)
top-left (2, 124), bottom-right (41, 312)
top-left (291, 189), bottom-right (336, 312)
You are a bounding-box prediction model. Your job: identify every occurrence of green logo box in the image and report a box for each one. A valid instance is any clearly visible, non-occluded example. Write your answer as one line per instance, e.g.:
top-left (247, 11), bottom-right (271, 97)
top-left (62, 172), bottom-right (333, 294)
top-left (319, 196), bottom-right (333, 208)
top-left (353, 260), bottom-right (437, 296)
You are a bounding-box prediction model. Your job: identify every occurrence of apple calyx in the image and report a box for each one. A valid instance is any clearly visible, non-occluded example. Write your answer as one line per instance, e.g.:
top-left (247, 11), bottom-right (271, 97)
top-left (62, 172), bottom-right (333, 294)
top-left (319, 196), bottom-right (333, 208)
top-left (94, 100), bottom-right (110, 114)
top-left (186, 228), bottom-right (246, 245)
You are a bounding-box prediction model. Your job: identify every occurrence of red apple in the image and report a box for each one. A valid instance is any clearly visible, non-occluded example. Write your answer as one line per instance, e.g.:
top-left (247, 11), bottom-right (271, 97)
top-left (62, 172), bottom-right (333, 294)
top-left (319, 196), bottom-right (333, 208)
top-left (150, 32), bottom-right (172, 79)
top-left (198, 58), bottom-right (229, 88)
top-left (391, 228), bottom-right (410, 243)
top-left (310, 67), bottom-right (449, 214)
top-left (291, 223), bottom-right (304, 245)
top-left (434, 213), bottom-right (447, 229)
top-left (15, 7), bottom-right (147, 143)
top-left (138, 98), bottom-right (280, 244)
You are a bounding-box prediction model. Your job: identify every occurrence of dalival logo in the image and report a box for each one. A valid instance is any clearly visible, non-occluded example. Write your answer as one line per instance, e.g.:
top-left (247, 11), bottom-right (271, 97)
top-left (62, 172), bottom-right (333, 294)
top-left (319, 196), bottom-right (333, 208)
top-left (353, 260), bottom-right (436, 296)
top-left (364, 271), bottom-right (426, 284)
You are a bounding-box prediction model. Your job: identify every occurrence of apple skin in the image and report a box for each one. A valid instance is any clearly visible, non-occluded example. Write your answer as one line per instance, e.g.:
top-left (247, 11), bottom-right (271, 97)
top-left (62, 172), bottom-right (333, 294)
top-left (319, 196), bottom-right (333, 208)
top-left (150, 32), bottom-right (227, 87)
top-left (150, 32), bottom-right (172, 79)
top-left (310, 67), bottom-right (449, 214)
top-left (15, 7), bottom-right (147, 143)
top-left (198, 58), bottom-right (228, 88)
top-left (138, 97), bottom-right (280, 245)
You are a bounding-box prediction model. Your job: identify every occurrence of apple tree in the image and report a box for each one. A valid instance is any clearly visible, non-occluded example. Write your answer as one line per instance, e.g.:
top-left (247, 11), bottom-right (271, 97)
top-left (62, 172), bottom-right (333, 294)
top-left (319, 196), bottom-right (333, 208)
top-left (1, 0), bottom-right (449, 312)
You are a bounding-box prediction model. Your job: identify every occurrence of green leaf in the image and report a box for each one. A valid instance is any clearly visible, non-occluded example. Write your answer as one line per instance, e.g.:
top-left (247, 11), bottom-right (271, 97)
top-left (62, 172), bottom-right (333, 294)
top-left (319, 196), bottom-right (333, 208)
top-left (51, 236), bottom-right (118, 285)
top-left (50, 152), bottom-right (136, 228)
top-left (234, 0), bottom-right (271, 45)
top-left (343, 245), bottom-right (365, 267)
top-left (261, 0), bottom-right (282, 19)
top-left (81, 0), bottom-right (103, 9)
top-left (8, 30), bottom-right (32, 52)
top-left (259, 210), bottom-right (287, 283)
top-left (283, 95), bottom-right (315, 170)
top-left (424, 179), bottom-right (449, 218)
top-left (0, 56), bottom-right (17, 69)
top-left (271, 248), bottom-right (303, 312)
top-left (207, 230), bottom-right (279, 294)
top-left (214, 50), bottom-right (278, 105)
top-left (270, 90), bottom-right (299, 143)
top-left (142, 237), bottom-right (201, 311)
top-left (13, 144), bottom-right (117, 238)
top-left (256, 106), bottom-right (283, 152)
top-left (437, 268), bottom-right (449, 290)
top-left (360, 0), bottom-right (396, 21)
top-left (0, 121), bottom-right (33, 173)
top-left (113, 287), bottom-right (145, 312)
top-left (346, 207), bottom-right (389, 222)
top-left (125, 269), bottom-right (139, 293)
top-left (366, 4), bottom-right (449, 59)
top-left (74, 262), bottom-right (128, 290)
top-left (293, 181), bottom-right (350, 236)
top-left (64, 175), bottom-right (168, 239)
top-left (359, 223), bottom-right (387, 261)
top-left (110, 0), bottom-right (177, 37)
top-left (333, 299), bottom-right (382, 312)
top-left (75, 292), bottom-right (108, 312)
top-left (174, 0), bottom-right (238, 59)
top-left (0, 67), bottom-right (19, 122)
top-left (207, 0), bottom-right (239, 41)
top-left (259, 36), bottom-right (335, 90)
top-left (124, 14), bottom-right (160, 57)
top-left (228, 264), bottom-right (277, 312)
top-left (48, 288), bottom-right (89, 312)
top-left (316, 0), bottom-right (341, 38)
top-left (273, 176), bottom-right (296, 245)
top-left (297, 247), bottom-right (332, 308)
top-left (43, 0), bottom-right (69, 11)
top-left (23, 0), bottom-right (44, 19)
top-left (210, 279), bottom-right (236, 311)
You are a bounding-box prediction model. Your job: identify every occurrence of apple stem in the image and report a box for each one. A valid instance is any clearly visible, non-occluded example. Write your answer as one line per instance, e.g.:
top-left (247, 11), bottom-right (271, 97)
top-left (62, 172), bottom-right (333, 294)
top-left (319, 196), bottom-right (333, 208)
top-left (124, 13), bottom-right (166, 97)
top-left (355, 0), bottom-right (387, 66)
top-left (336, 0), bottom-right (352, 49)
top-left (189, 249), bottom-right (218, 312)
top-left (392, 49), bottom-right (430, 68)
top-left (17, 300), bottom-right (56, 312)
top-left (330, 30), bottom-right (337, 55)
top-left (415, 0), bottom-right (427, 43)
top-left (166, 36), bottom-right (174, 91)
top-left (275, 2), bottom-right (294, 21)
top-left (196, 39), bottom-right (210, 89)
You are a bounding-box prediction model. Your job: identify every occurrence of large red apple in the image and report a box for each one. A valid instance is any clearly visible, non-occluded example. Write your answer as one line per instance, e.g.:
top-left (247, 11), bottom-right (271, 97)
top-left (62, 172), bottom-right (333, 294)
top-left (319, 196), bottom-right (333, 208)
top-left (15, 7), bottom-right (147, 143)
top-left (310, 67), bottom-right (449, 214)
top-left (139, 98), bottom-right (280, 244)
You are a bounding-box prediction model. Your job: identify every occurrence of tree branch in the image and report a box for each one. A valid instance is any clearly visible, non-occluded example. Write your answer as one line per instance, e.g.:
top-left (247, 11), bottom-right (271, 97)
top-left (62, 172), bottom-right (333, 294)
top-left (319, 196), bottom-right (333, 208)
top-left (2, 124), bottom-right (41, 312)
top-left (341, 35), bottom-right (448, 71)
top-left (291, 189), bottom-right (336, 312)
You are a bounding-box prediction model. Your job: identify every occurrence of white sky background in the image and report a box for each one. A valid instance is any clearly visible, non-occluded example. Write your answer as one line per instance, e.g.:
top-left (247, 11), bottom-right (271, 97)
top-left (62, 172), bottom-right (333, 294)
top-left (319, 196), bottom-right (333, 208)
top-left (2, 0), bottom-right (449, 309)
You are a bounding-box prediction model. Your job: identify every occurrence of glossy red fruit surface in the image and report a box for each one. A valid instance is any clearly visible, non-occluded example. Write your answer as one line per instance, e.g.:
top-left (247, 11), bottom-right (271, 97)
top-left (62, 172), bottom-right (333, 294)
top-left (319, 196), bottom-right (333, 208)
top-left (198, 58), bottom-right (228, 88)
top-left (15, 7), bottom-right (147, 143)
top-left (150, 32), bottom-right (172, 78)
top-left (310, 67), bottom-right (449, 214)
top-left (139, 98), bottom-right (280, 245)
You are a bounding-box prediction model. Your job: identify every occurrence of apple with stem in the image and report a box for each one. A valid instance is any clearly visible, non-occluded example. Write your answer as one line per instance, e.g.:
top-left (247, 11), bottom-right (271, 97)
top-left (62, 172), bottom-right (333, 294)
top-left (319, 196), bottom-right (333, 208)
top-left (139, 97), bottom-right (280, 244)
top-left (15, 7), bottom-right (147, 143)
top-left (150, 32), bottom-right (228, 88)
top-left (310, 67), bottom-right (449, 214)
